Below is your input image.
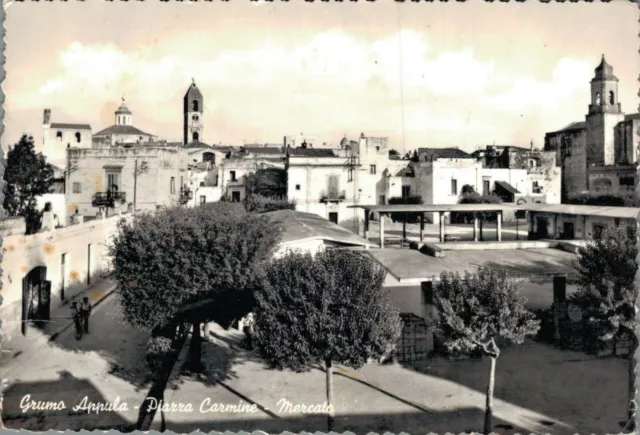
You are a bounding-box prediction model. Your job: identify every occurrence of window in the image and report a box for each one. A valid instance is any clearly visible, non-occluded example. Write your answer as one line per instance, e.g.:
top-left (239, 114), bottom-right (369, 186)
top-left (230, 171), bottom-right (237, 182)
top-left (72, 182), bottom-right (82, 194)
top-left (192, 132), bottom-right (199, 142)
top-left (75, 132), bottom-right (81, 143)
top-left (295, 184), bottom-right (301, 191)
top-left (56, 131), bottom-right (62, 140)
top-left (609, 91), bottom-right (615, 105)
top-left (327, 175), bottom-right (340, 197)
top-left (192, 100), bottom-right (199, 111)
top-left (451, 179), bottom-right (457, 195)
top-left (328, 212), bottom-right (338, 224)
top-left (60, 253), bottom-right (67, 301)
top-left (200, 195), bottom-right (206, 205)
top-left (170, 177), bottom-right (176, 194)
top-left (482, 180), bottom-right (490, 196)
top-left (370, 165), bottom-right (377, 175)
top-left (180, 176), bottom-right (184, 189)
top-left (379, 195), bottom-right (386, 205)
top-left (107, 173), bottom-right (119, 192)
top-left (203, 152), bottom-right (214, 163)
top-left (376, 146), bottom-right (380, 152)
top-left (192, 114), bottom-right (199, 121)
top-left (532, 181), bottom-right (542, 194)
top-left (348, 168), bottom-right (353, 182)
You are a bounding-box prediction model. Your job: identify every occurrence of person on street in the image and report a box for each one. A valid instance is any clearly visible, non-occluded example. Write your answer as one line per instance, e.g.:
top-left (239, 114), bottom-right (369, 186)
top-left (70, 302), bottom-right (83, 340)
top-left (80, 296), bottom-right (92, 334)
top-left (242, 312), bottom-right (255, 350)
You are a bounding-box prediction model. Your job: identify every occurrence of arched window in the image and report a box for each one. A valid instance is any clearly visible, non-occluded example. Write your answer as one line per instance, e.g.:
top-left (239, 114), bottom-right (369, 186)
top-left (192, 100), bottom-right (199, 112)
top-left (192, 114), bottom-right (199, 121)
top-left (56, 131), bottom-right (62, 140)
top-left (75, 132), bottom-right (81, 143)
top-left (609, 91), bottom-right (615, 105)
top-left (192, 132), bottom-right (199, 141)
top-left (596, 93), bottom-right (601, 106)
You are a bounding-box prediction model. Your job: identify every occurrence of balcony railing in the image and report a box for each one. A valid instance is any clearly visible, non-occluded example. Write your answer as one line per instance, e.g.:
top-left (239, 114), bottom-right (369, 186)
top-left (320, 189), bottom-right (346, 203)
top-left (179, 187), bottom-right (194, 205)
top-left (92, 191), bottom-right (126, 208)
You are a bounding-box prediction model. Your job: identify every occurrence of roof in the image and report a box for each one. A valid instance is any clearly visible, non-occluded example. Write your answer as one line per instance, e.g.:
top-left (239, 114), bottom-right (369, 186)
top-left (593, 55), bottom-right (617, 81)
top-left (288, 148), bottom-right (336, 157)
top-left (366, 247), bottom-right (577, 284)
top-left (624, 113), bottom-right (640, 121)
top-left (265, 210), bottom-right (377, 248)
top-left (243, 147), bottom-right (283, 155)
top-left (417, 147), bottom-right (473, 160)
top-left (548, 121), bottom-right (587, 135)
top-left (93, 125), bottom-right (153, 137)
top-left (184, 81), bottom-right (203, 100)
top-left (351, 203), bottom-right (517, 213)
top-left (50, 122), bottom-right (92, 130)
top-left (516, 204), bottom-right (638, 219)
top-left (184, 140), bottom-right (212, 149)
top-left (494, 180), bottom-right (521, 195)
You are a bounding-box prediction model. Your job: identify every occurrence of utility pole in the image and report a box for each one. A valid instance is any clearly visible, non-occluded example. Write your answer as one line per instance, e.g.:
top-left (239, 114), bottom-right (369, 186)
top-left (133, 159), bottom-right (138, 211)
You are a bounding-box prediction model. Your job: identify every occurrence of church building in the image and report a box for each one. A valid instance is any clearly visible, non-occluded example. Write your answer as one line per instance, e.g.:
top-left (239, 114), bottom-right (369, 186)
top-left (544, 55), bottom-right (638, 199)
top-left (92, 98), bottom-right (158, 146)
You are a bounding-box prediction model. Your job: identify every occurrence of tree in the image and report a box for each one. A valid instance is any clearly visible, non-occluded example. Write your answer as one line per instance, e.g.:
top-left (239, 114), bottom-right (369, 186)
top-left (433, 268), bottom-right (540, 435)
top-left (244, 194), bottom-right (296, 214)
top-left (246, 168), bottom-right (288, 199)
top-left (253, 250), bottom-right (402, 431)
top-left (2, 135), bottom-right (54, 234)
top-left (571, 225), bottom-right (638, 430)
top-left (109, 201), bottom-right (282, 371)
top-left (461, 184), bottom-right (476, 196)
top-left (388, 195), bottom-right (424, 240)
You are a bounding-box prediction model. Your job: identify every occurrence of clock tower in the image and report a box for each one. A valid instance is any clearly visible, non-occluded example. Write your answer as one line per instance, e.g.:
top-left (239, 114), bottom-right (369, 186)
top-left (184, 79), bottom-right (204, 145)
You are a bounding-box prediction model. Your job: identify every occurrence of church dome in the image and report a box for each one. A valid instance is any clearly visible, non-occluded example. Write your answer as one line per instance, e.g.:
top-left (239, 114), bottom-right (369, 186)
top-left (340, 136), bottom-right (349, 147)
top-left (594, 55), bottom-right (617, 81)
top-left (115, 98), bottom-right (132, 115)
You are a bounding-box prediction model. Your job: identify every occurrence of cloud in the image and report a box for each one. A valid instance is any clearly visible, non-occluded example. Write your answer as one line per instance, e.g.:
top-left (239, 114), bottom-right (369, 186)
top-left (8, 30), bottom-right (597, 149)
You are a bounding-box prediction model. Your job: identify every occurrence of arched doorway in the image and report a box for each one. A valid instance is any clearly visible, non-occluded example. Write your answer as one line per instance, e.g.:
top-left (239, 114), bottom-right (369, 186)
top-left (21, 266), bottom-right (52, 335)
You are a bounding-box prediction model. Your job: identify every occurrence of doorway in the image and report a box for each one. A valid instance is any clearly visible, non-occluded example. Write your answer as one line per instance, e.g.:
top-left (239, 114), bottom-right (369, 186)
top-left (328, 212), bottom-right (339, 225)
top-left (562, 222), bottom-right (575, 240)
top-left (231, 191), bottom-right (241, 202)
top-left (535, 217), bottom-right (549, 239)
top-left (21, 266), bottom-right (52, 335)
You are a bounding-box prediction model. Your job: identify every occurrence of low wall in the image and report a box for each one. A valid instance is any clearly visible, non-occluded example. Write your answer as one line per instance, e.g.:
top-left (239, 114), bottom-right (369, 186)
top-left (431, 240), bottom-right (556, 251)
top-left (0, 213), bottom-right (133, 345)
top-left (0, 216), bottom-right (26, 236)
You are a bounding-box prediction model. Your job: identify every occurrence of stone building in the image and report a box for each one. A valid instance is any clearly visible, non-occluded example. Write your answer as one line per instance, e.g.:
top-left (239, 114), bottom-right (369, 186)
top-left (92, 98), bottom-right (158, 146)
top-left (544, 55), bottom-right (638, 198)
top-left (41, 109), bottom-right (92, 169)
top-left (286, 134), bottom-right (405, 230)
top-left (65, 146), bottom-right (190, 218)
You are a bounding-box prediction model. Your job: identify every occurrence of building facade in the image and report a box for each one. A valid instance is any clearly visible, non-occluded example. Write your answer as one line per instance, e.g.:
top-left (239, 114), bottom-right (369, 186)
top-left (65, 146), bottom-right (190, 217)
top-left (41, 109), bottom-right (92, 170)
top-left (544, 56), bottom-right (638, 198)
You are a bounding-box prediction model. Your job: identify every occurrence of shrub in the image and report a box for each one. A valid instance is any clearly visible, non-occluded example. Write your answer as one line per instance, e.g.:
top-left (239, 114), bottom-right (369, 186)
top-left (388, 195), bottom-right (423, 223)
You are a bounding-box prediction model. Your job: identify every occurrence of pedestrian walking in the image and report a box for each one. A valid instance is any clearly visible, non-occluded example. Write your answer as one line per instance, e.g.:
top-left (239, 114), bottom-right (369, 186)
top-left (80, 296), bottom-right (92, 334)
top-left (242, 312), bottom-right (255, 350)
top-left (70, 302), bottom-right (83, 340)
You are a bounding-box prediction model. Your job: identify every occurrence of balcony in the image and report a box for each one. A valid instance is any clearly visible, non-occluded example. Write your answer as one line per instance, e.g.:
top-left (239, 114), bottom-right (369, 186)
top-left (179, 187), bottom-right (194, 205)
top-left (320, 189), bottom-right (346, 203)
top-left (92, 191), bottom-right (126, 208)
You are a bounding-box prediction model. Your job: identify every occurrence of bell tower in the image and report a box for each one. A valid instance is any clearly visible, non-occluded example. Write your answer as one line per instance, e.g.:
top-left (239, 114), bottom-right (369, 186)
top-left (183, 79), bottom-right (204, 145)
top-left (585, 55), bottom-right (624, 166)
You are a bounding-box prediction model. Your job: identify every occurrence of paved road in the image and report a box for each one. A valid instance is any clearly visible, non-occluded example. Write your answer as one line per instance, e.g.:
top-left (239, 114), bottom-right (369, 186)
top-left (2, 293), bottom-right (151, 431)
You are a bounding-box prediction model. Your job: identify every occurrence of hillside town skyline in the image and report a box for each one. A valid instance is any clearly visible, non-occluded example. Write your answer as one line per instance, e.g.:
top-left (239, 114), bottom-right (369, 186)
top-left (3, 1), bottom-right (637, 153)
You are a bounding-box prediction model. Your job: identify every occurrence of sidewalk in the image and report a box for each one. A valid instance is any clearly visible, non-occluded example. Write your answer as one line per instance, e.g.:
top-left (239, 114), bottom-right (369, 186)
top-left (47, 276), bottom-right (118, 341)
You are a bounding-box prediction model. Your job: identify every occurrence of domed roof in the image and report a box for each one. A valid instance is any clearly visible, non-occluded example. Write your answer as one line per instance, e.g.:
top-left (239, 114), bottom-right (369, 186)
top-left (340, 136), bottom-right (349, 147)
top-left (594, 55), bottom-right (617, 81)
top-left (115, 97), bottom-right (132, 115)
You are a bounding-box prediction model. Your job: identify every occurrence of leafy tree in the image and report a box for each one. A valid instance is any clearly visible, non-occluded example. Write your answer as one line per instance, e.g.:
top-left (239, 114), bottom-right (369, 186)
top-left (461, 184), bottom-right (476, 196)
top-left (388, 195), bottom-right (424, 239)
top-left (246, 168), bottom-right (288, 199)
top-left (571, 225), bottom-right (638, 430)
top-left (109, 202), bottom-right (282, 371)
top-left (567, 193), bottom-right (640, 208)
top-left (2, 135), bottom-right (54, 234)
top-left (433, 268), bottom-right (540, 435)
top-left (244, 194), bottom-right (296, 213)
top-left (456, 192), bottom-right (503, 240)
top-left (253, 250), bottom-right (402, 431)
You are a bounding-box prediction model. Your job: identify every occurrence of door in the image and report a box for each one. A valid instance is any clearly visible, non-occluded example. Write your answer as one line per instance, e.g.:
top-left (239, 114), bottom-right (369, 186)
top-left (536, 217), bottom-right (549, 238)
top-left (379, 195), bottom-right (386, 205)
top-left (231, 191), bottom-right (241, 202)
top-left (21, 266), bottom-right (51, 335)
top-left (563, 222), bottom-right (575, 240)
top-left (328, 212), bottom-right (338, 224)
top-left (483, 180), bottom-right (490, 196)
top-left (61, 253), bottom-right (67, 301)
top-left (87, 244), bottom-right (92, 285)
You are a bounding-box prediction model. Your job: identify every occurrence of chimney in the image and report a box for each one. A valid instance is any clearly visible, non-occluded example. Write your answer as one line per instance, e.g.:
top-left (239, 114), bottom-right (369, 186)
top-left (43, 109), bottom-right (51, 125)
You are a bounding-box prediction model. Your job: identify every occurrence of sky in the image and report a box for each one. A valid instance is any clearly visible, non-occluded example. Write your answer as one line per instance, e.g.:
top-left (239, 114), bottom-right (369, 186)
top-left (2, 0), bottom-right (638, 153)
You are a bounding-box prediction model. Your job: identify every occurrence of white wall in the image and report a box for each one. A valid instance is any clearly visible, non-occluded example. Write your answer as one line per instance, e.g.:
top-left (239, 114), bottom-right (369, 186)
top-left (1, 214), bottom-right (131, 344)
